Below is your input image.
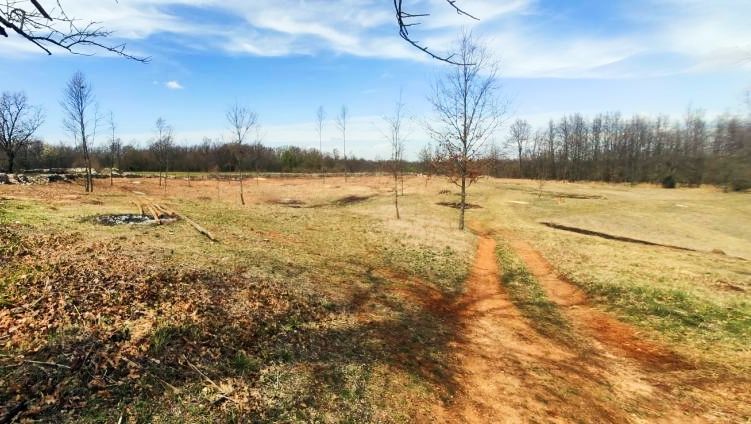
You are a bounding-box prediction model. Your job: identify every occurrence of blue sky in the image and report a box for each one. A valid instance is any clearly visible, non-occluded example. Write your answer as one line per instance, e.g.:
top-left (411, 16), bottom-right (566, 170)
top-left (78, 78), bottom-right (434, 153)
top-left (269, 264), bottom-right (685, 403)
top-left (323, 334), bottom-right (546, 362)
top-left (1, 0), bottom-right (750, 159)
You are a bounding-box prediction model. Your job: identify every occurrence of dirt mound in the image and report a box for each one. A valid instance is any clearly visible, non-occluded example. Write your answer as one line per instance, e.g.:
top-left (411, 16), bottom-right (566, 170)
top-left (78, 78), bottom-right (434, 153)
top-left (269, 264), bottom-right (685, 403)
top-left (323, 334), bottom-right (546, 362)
top-left (269, 198), bottom-right (306, 208)
top-left (0, 173), bottom-right (77, 185)
top-left (541, 221), bottom-right (747, 260)
top-left (334, 194), bottom-right (375, 205)
top-left (436, 201), bottom-right (482, 209)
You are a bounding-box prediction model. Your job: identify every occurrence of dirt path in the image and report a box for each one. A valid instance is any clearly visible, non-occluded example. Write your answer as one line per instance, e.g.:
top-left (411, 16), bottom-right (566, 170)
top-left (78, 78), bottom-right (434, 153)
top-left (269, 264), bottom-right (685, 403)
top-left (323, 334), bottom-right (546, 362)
top-left (499, 235), bottom-right (751, 421)
top-left (447, 236), bottom-right (571, 422)
top-left (435, 232), bottom-right (751, 423)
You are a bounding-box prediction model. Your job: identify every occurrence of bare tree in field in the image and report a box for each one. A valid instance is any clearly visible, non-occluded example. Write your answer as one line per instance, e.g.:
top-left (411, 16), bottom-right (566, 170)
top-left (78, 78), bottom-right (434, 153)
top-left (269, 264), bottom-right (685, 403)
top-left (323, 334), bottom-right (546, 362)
top-left (316, 106), bottom-right (326, 182)
top-left (486, 140), bottom-right (503, 178)
top-left (151, 117), bottom-right (174, 188)
top-left (508, 119), bottom-right (531, 177)
top-left (418, 143), bottom-right (435, 186)
top-left (336, 105), bottom-right (349, 182)
top-left (383, 96), bottom-right (407, 219)
top-left (226, 102), bottom-right (258, 205)
top-left (428, 32), bottom-right (507, 230)
top-left (0, 0), bottom-right (147, 61)
top-left (0, 91), bottom-right (44, 173)
top-left (62, 71), bottom-right (100, 193)
top-left (107, 112), bottom-right (121, 186)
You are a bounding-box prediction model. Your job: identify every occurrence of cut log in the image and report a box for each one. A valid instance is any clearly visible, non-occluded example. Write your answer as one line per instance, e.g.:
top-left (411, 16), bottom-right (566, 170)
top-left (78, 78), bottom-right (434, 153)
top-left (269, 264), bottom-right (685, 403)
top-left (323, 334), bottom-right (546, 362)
top-left (180, 214), bottom-right (218, 242)
top-left (146, 204), bottom-right (161, 224)
top-left (132, 201), bottom-right (145, 216)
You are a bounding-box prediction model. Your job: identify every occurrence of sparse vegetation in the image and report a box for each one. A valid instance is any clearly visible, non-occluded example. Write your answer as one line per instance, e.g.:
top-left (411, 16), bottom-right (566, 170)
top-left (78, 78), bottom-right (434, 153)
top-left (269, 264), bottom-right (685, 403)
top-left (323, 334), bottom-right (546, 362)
top-left (495, 241), bottom-right (575, 346)
top-left (1, 176), bottom-right (749, 421)
top-left (4, 1), bottom-right (750, 421)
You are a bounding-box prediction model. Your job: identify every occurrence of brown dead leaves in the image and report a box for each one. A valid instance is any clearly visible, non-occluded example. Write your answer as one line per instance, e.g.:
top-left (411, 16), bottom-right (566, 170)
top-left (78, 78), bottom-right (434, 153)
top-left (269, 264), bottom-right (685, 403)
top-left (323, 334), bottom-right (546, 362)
top-left (0, 226), bottom-right (330, 421)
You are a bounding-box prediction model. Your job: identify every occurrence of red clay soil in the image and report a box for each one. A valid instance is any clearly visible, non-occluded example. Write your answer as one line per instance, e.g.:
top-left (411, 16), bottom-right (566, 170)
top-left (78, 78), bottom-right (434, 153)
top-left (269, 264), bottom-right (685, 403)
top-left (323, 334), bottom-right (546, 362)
top-left (505, 237), bottom-right (693, 370)
top-left (498, 234), bottom-right (751, 421)
top-left (414, 232), bottom-right (751, 422)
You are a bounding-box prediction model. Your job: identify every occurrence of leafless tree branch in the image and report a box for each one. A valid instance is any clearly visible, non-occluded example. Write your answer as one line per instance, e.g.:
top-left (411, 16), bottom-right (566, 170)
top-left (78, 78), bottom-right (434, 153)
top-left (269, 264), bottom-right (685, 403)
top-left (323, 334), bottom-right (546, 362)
top-left (0, 0), bottom-right (148, 62)
top-left (393, 0), bottom-right (479, 65)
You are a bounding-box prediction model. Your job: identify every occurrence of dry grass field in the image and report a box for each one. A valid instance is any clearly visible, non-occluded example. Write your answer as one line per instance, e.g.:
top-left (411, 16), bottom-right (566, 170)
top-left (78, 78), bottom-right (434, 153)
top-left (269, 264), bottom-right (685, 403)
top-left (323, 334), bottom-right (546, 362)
top-left (1, 175), bottom-right (750, 422)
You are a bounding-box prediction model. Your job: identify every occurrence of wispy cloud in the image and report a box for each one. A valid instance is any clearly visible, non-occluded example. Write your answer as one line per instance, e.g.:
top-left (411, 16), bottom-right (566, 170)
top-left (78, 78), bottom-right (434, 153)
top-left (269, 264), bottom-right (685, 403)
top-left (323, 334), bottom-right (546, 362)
top-left (1, 0), bottom-right (749, 78)
top-left (165, 80), bottom-right (184, 90)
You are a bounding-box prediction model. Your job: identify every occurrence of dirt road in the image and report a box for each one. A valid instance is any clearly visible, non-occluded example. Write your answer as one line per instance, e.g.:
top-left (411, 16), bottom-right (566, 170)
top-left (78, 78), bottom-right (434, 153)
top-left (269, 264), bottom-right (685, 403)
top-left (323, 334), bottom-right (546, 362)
top-left (438, 233), bottom-right (750, 423)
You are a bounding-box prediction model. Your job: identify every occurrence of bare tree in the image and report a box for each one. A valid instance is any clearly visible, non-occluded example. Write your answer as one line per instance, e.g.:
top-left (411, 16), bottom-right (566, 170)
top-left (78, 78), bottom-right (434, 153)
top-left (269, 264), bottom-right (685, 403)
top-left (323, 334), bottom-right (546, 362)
top-left (336, 105), bottom-right (349, 182)
top-left (226, 102), bottom-right (258, 205)
top-left (508, 119), bottom-right (531, 177)
top-left (0, 91), bottom-right (44, 173)
top-left (0, 0), bottom-right (147, 61)
top-left (393, 0), bottom-right (478, 64)
top-left (383, 95), bottom-right (407, 219)
top-left (151, 117), bottom-right (174, 188)
top-left (486, 140), bottom-right (503, 178)
top-left (427, 32), bottom-right (507, 230)
top-left (418, 142), bottom-right (435, 186)
top-left (316, 106), bottom-right (326, 182)
top-left (62, 71), bottom-right (99, 193)
top-left (107, 111), bottom-right (121, 186)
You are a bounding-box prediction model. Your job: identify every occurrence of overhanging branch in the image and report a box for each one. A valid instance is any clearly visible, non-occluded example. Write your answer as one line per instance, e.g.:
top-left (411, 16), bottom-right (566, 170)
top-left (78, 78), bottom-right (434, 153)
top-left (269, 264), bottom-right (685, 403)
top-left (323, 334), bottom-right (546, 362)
top-left (0, 0), bottom-right (149, 62)
top-left (393, 0), bottom-right (479, 65)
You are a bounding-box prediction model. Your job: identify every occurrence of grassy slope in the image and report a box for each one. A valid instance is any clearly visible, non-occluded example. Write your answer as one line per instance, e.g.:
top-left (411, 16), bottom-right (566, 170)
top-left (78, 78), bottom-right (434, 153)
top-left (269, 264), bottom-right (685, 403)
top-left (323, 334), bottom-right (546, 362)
top-left (2, 175), bottom-right (750, 420)
top-left (0, 177), bottom-right (473, 423)
top-left (472, 179), bottom-right (751, 367)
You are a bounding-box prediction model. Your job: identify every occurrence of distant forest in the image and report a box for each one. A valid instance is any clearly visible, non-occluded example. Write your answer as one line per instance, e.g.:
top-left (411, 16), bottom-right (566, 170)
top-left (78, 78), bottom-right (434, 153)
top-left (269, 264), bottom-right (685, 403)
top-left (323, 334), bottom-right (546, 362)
top-left (2, 110), bottom-right (750, 191)
top-left (3, 139), bottom-right (390, 175)
top-left (484, 110), bottom-right (750, 191)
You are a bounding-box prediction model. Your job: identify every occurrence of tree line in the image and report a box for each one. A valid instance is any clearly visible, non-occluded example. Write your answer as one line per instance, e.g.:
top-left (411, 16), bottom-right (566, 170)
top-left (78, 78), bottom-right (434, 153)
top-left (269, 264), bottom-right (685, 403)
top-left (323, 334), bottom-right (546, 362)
top-left (489, 110), bottom-right (751, 191)
top-left (1, 137), bottom-right (395, 175)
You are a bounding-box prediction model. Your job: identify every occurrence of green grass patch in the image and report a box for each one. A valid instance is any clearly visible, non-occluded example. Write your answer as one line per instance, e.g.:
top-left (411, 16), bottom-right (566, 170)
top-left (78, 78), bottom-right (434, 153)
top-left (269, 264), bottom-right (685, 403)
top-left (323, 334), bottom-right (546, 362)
top-left (579, 278), bottom-right (751, 350)
top-left (149, 323), bottom-right (201, 355)
top-left (382, 242), bottom-right (467, 294)
top-left (495, 241), bottom-right (576, 346)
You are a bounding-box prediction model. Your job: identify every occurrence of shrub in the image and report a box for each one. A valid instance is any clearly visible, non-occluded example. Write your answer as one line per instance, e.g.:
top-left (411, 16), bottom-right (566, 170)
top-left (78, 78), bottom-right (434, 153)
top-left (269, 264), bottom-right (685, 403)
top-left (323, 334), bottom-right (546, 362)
top-left (661, 175), bottom-right (677, 189)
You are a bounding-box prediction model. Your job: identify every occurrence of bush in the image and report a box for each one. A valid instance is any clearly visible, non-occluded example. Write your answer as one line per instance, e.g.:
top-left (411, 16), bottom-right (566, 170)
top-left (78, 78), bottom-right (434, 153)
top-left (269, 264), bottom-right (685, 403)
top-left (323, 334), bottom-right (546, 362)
top-left (661, 175), bottom-right (677, 189)
top-left (728, 177), bottom-right (751, 192)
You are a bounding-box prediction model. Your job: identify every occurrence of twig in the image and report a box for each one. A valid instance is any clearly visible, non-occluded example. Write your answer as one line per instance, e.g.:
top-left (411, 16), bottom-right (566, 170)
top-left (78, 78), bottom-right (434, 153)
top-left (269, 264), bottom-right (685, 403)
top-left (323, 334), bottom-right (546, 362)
top-left (183, 356), bottom-right (220, 389)
top-left (183, 355), bottom-right (234, 403)
top-left (23, 360), bottom-right (70, 369)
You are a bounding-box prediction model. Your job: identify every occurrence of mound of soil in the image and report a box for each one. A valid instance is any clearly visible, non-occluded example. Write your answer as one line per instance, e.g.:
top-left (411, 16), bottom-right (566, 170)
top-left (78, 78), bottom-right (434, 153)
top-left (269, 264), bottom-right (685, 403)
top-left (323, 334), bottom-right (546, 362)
top-left (436, 201), bottom-right (482, 209)
top-left (270, 198), bottom-right (306, 208)
top-left (334, 194), bottom-right (374, 206)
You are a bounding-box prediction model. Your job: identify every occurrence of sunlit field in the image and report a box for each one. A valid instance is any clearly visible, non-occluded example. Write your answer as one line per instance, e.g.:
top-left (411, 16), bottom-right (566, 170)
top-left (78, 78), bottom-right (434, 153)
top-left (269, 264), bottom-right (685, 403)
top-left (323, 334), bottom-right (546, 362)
top-left (1, 175), bottom-right (749, 422)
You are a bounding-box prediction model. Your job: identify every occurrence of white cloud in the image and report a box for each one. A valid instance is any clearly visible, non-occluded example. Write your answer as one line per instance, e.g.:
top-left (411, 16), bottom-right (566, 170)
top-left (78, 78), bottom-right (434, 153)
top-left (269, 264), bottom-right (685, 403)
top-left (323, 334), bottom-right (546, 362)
top-left (1, 0), bottom-right (750, 78)
top-left (165, 80), bottom-right (184, 90)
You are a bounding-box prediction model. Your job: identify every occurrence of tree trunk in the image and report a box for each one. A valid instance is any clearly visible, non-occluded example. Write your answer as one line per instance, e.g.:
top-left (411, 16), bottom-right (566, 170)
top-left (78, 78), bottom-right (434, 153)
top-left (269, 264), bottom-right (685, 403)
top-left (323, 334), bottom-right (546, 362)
top-left (240, 173), bottom-right (245, 205)
top-left (7, 152), bottom-right (15, 173)
top-left (394, 173), bottom-right (400, 219)
top-left (518, 147), bottom-right (523, 177)
top-left (85, 164), bottom-right (93, 193)
top-left (459, 173), bottom-right (466, 230)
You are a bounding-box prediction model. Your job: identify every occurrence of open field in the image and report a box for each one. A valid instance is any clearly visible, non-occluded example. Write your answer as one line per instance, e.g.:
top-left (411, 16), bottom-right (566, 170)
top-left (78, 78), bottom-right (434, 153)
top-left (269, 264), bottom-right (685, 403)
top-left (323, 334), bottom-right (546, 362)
top-left (1, 175), bottom-right (750, 422)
